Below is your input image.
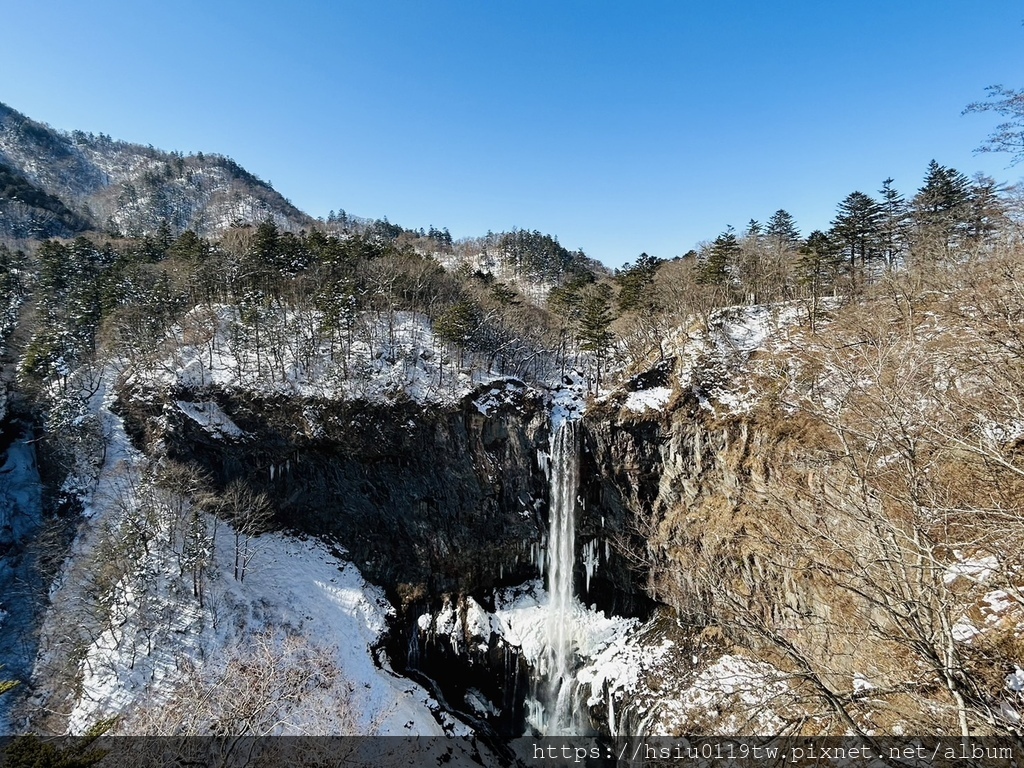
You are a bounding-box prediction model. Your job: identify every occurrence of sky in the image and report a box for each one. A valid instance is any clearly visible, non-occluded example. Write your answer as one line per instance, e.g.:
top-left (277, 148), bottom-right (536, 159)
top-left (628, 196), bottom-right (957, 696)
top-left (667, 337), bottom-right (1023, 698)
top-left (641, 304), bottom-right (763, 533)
top-left (2, 0), bottom-right (1023, 268)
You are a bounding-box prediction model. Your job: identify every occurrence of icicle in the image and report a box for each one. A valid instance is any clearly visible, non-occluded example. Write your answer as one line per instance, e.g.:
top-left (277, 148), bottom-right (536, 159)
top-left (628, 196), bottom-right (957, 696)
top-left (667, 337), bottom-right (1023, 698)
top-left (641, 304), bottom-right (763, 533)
top-left (583, 539), bottom-right (599, 594)
top-left (608, 686), bottom-right (616, 738)
top-left (407, 626), bottom-right (421, 667)
top-left (269, 464), bottom-right (275, 481)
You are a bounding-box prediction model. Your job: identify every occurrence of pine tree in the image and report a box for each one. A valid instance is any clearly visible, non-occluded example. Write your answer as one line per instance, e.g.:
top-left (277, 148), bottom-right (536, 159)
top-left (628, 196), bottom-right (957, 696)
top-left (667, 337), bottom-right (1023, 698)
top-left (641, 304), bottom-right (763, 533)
top-left (760, 210), bottom-right (801, 302)
top-left (877, 178), bottom-right (909, 269)
top-left (577, 284), bottom-right (614, 390)
top-left (169, 229), bottom-right (208, 262)
top-left (699, 229), bottom-right (740, 287)
top-left (434, 300), bottom-right (480, 368)
top-left (765, 209), bottom-right (800, 249)
top-left (830, 191), bottom-right (882, 289)
top-left (911, 160), bottom-right (971, 256)
top-left (615, 253), bottom-right (663, 311)
top-left (795, 230), bottom-right (841, 331)
top-left (966, 173), bottom-right (1007, 244)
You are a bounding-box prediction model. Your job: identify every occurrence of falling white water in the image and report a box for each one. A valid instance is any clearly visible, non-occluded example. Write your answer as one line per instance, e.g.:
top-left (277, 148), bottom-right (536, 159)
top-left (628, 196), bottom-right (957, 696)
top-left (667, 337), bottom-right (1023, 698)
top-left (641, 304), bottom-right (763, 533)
top-left (541, 418), bottom-right (581, 734)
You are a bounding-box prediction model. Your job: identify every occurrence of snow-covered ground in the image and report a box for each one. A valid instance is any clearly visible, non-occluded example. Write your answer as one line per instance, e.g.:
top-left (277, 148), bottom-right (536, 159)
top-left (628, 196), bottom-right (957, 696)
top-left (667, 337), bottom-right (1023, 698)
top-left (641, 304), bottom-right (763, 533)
top-left (611, 300), bottom-right (826, 419)
top-left (488, 582), bottom-right (788, 736)
top-left (623, 386), bottom-right (672, 413)
top-left (24, 372), bottom-right (447, 737)
top-left (432, 248), bottom-right (560, 306)
top-left (136, 305), bottom-right (505, 407)
top-left (68, 529), bottom-right (445, 735)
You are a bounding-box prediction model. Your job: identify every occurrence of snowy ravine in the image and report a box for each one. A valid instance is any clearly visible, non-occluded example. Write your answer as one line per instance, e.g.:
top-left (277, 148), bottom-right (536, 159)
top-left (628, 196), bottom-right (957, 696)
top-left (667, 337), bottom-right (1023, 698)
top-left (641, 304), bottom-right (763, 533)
top-left (22, 379), bottom-right (450, 737)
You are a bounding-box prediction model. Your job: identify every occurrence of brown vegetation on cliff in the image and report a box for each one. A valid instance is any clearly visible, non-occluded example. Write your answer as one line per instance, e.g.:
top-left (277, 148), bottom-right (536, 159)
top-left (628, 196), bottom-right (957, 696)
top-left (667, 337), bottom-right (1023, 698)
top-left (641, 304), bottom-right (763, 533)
top-left (613, 239), bottom-right (1024, 736)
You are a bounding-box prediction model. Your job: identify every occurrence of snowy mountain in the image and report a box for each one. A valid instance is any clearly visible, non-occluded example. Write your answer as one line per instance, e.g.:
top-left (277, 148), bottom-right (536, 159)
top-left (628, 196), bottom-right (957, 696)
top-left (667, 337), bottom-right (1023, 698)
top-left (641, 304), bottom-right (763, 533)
top-left (0, 102), bottom-right (313, 242)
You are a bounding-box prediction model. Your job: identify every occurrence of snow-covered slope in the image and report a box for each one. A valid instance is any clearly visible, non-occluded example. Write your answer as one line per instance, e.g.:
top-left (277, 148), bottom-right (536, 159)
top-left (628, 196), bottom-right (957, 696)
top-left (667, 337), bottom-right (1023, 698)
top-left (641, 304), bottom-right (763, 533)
top-left (21, 372), bottom-right (449, 737)
top-left (0, 101), bottom-right (312, 240)
top-left (136, 305), bottom-right (504, 406)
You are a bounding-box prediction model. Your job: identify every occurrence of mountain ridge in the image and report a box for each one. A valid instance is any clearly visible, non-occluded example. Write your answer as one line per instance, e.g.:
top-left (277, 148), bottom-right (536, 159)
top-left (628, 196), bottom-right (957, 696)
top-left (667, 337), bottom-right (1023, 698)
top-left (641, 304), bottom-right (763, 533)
top-left (0, 101), bottom-right (314, 242)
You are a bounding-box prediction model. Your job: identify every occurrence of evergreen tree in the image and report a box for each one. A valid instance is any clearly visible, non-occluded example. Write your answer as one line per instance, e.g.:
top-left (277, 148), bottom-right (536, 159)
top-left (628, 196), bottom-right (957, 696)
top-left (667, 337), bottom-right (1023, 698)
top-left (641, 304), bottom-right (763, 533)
top-left (577, 284), bottom-right (614, 390)
top-left (877, 178), bottom-right (909, 269)
top-left (155, 219), bottom-right (173, 253)
top-left (760, 210), bottom-right (801, 303)
top-left (0, 245), bottom-right (26, 316)
top-left (830, 191), bottom-right (882, 288)
top-left (966, 173), bottom-right (1007, 244)
top-left (615, 252), bottom-right (663, 311)
top-left (252, 217), bottom-right (281, 265)
top-left (699, 229), bottom-right (740, 287)
top-left (547, 275), bottom-right (591, 322)
top-left (434, 300), bottom-right (480, 367)
top-left (795, 230), bottom-right (841, 331)
top-left (911, 160), bottom-right (972, 255)
top-left (765, 209), bottom-right (800, 249)
top-left (169, 229), bottom-right (208, 262)
top-left (3, 723), bottom-right (111, 768)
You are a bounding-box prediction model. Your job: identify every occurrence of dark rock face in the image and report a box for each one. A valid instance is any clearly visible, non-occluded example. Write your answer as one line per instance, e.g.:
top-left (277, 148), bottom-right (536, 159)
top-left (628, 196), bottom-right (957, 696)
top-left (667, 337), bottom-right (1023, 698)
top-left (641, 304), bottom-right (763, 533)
top-left (118, 382), bottom-right (553, 601)
top-left (575, 405), bottom-right (680, 619)
top-left (400, 594), bottom-right (531, 739)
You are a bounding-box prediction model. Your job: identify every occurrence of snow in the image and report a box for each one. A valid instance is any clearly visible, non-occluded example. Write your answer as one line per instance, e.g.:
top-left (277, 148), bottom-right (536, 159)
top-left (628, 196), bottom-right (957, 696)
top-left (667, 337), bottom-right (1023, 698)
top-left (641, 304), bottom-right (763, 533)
top-left (493, 581), bottom-right (640, 690)
top-left (64, 522), bottom-right (446, 736)
top-left (951, 620), bottom-right (980, 642)
top-left (492, 581), bottom-right (697, 735)
top-left (491, 579), bottom-right (795, 736)
top-left (943, 552), bottom-right (999, 586)
top-left (431, 248), bottom-right (560, 305)
top-left (983, 589), bottom-right (1016, 619)
top-left (549, 371), bottom-right (588, 426)
top-left (623, 386), bottom-right (672, 413)
top-left (1007, 668), bottom-right (1024, 692)
top-left (982, 419), bottom-right (1024, 445)
top-left (652, 301), bottom-right (816, 416)
top-left (464, 597), bottom-right (492, 651)
top-left (30, 371), bottom-right (446, 737)
top-left (472, 380), bottom-right (525, 416)
top-left (670, 654), bottom-right (787, 734)
top-left (716, 305), bottom-right (774, 355)
top-left (136, 305), bottom-right (509, 406)
top-left (853, 673), bottom-right (875, 693)
top-left (175, 399), bottom-right (245, 439)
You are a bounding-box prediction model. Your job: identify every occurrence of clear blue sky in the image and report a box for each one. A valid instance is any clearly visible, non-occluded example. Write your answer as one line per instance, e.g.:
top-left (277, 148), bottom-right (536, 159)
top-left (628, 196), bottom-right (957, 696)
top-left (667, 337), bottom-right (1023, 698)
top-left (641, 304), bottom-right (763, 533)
top-left (2, 1), bottom-right (1022, 267)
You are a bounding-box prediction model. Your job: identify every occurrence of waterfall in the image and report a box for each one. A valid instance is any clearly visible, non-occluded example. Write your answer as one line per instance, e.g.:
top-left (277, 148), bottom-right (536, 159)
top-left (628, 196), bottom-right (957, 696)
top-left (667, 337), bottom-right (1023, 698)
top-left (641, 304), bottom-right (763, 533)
top-left (542, 417), bottom-right (581, 734)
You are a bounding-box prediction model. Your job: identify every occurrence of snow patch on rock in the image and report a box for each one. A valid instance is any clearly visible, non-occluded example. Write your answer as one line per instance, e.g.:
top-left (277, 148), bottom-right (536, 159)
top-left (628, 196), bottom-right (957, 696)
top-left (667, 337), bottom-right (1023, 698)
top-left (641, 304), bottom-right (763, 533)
top-left (175, 399), bottom-right (245, 439)
top-left (623, 386), bottom-right (672, 413)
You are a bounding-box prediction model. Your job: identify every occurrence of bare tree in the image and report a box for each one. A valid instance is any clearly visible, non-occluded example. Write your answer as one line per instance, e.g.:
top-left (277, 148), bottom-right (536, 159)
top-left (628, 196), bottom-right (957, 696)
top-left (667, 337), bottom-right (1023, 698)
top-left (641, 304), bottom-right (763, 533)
top-left (214, 480), bottom-right (273, 583)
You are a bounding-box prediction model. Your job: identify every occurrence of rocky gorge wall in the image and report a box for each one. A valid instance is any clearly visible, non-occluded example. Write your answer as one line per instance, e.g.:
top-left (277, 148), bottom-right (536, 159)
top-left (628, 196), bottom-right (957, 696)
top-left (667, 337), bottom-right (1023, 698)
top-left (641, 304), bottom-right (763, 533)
top-left (113, 371), bottom-right (833, 737)
top-left (117, 381), bottom-right (560, 602)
